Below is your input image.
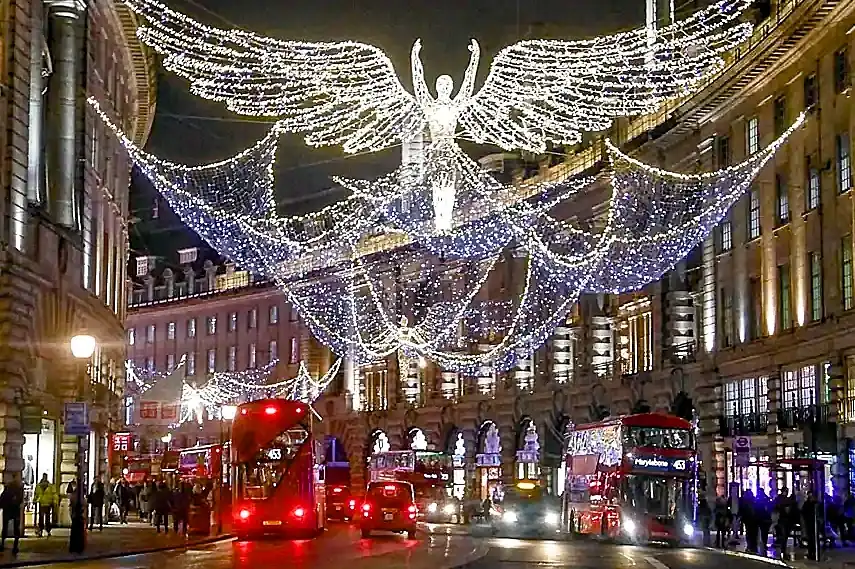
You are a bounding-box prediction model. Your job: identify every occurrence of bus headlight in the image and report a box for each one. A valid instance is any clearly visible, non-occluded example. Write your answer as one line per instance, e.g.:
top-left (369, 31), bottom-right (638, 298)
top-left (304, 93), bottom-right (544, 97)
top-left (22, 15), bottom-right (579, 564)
top-left (443, 504), bottom-right (456, 515)
top-left (544, 512), bottom-right (559, 526)
top-left (427, 502), bottom-right (438, 513)
top-left (503, 510), bottom-right (518, 523)
top-left (682, 522), bottom-right (694, 538)
top-left (623, 518), bottom-right (637, 536)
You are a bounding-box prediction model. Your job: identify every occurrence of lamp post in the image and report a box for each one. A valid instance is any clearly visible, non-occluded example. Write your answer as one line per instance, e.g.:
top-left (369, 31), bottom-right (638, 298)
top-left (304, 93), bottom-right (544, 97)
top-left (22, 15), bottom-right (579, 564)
top-left (218, 405), bottom-right (237, 534)
top-left (69, 334), bottom-right (96, 554)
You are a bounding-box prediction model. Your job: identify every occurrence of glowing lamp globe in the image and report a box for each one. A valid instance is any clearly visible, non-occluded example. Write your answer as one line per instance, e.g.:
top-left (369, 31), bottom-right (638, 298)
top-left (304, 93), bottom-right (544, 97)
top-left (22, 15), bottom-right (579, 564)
top-left (70, 335), bottom-right (97, 359)
top-left (221, 405), bottom-right (237, 421)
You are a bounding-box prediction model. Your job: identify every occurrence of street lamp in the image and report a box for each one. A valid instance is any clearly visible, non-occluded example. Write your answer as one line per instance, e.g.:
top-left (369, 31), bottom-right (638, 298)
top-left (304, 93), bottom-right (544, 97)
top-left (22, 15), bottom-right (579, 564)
top-left (69, 334), bottom-right (96, 554)
top-left (218, 405), bottom-right (237, 534)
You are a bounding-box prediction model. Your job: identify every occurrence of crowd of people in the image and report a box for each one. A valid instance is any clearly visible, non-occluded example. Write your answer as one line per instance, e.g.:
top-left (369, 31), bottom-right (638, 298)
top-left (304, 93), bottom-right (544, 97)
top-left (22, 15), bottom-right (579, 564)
top-left (102, 477), bottom-right (214, 535)
top-left (696, 487), bottom-right (855, 557)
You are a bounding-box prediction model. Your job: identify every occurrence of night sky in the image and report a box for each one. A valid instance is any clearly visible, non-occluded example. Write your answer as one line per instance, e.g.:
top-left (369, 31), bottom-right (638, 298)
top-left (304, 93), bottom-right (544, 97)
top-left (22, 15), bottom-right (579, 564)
top-left (129, 0), bottom-right (645, 260)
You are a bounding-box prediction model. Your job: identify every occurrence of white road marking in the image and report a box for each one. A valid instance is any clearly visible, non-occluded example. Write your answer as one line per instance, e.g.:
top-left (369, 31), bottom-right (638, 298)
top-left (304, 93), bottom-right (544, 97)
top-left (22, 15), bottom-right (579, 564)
top-left (644, 555), bottom-right (671, 569)
top-left (620, 552), bottom-right (638, 565)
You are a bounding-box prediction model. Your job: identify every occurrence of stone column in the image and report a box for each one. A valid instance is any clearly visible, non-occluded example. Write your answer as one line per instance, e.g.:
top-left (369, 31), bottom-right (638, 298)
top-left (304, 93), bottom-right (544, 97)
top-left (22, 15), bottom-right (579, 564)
top-left (45, 0), bottom-right (84, 228)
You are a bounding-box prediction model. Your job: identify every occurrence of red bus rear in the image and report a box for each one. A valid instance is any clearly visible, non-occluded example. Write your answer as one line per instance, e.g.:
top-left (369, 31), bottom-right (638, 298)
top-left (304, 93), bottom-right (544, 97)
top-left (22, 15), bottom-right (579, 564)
top-left (230, 399), bottom-right (326, 538)
top-left (563, 413), bottom-right (697, 545)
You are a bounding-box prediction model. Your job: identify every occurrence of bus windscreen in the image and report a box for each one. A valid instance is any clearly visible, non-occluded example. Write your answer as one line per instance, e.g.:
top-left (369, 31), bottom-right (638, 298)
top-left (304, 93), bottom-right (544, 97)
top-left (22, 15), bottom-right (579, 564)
top-left (623, 427), bottom-right (692, 449)
top-left (239, 425), bottom-right (308, 500)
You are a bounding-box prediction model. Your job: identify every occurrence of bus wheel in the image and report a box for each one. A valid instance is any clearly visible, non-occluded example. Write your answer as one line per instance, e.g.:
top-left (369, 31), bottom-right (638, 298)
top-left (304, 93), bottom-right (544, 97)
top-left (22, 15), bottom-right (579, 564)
top-left (361, 529), bottom-right (371, 538)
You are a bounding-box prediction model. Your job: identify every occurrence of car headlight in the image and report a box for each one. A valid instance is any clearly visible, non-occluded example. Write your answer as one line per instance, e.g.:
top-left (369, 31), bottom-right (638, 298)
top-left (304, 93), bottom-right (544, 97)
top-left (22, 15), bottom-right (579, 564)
top-left (503, 510), bottom-right (518, 523)
top-left (682, 522), bottom-right (694, 538)
top-left (443, 504), bottom-right (456, 515)
top-left (623, 518), bottom-right (637, 536)
top-left (427, 502), bottom-right (438, 513)
top-left (544, 512), bottom-right (559, 526)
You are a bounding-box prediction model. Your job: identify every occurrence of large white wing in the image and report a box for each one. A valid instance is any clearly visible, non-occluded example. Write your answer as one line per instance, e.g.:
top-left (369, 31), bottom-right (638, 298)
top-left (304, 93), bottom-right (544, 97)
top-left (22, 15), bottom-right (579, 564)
top-left (125, 0), bottom-right (424, 153)
top-left (460, 0), bottom-right (753, 153)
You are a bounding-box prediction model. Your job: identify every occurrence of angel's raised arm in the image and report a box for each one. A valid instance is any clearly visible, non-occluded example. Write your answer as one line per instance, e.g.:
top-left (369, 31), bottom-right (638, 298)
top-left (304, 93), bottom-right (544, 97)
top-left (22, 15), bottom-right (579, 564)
top-left (411, 39), bottom-right (433, 106)
top-left (454, 39), bottom-right (481, 103)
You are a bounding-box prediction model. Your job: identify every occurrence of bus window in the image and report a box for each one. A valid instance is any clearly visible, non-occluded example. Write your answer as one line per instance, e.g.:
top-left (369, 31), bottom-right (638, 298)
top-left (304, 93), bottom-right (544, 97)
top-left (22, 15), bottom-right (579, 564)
top-left (621, 475), bottom-right (692, 519)
top-left (239, 425), bottom-right (308, 500)
top-left (623, 427), bottom-right (692, 449)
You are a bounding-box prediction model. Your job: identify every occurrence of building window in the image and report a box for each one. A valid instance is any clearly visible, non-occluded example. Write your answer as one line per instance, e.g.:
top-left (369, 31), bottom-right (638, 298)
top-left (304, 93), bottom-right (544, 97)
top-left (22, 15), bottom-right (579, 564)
top-left (810, 251), bottom-right (823, 322)
top-left (806, 157), bottom-right (820, 210)
top-left (167, 321), bottom-right (176, 341)
top-left (127, 328), bottom-right (135, 346)
top-left (269, 305), bottom-right (279, 325)
top-left (248, 344), bottom-right (257, 369)
top-left (229, 312), bottom-right (237, 332)
top-left (290, 337), bottom-right (299, 364)
top-left (207, 349), bottom-right (216, 373)
top-left (187, 352), bottom-right (196, 376)
top-left (364, 369), bottom-right (388, 411)
top-left (773, 95), bottom-right (786, 137)
top-left (834, 47), bottom-right (850, 94)
top-left (187, 318), bottom-right (196, 338)
top-left (748, 189), bottom-right (760, 240)
top-left (166, 354), bottom-right (175, 372)
top-left (248, 308), bottom-right (257, 329)
top-left (617, 299), bottom-right (653, 375)
top-left (782, 364), bottom-right (821, 408)
top-left (720, 288), bottom-right (734, 348)
top-left (145, 356), bottom-right (155, 372)
top-left (837, 133), bottom-right (851, 193)
top-left (749, 277), bottom-right (763, 340)
top-left (228, 346), bottom-right (237, 372)
top-left (146, 324), bottom-right (155, 344)
top-left (724, 376), bottom-right (768, 416)
top-left (804, 73), bottom-right (818, 109)
top-left (746, 116), bottom-right (759, 155)
top-left (716, 135), bottom-right (731, 168)
top-left (269, 340), bottom-right (278, 363)
top-left (779, 264), bottom-right (792, 331)
top-left (207, 316), bottom-right (217, 335)
top-left (776, 175), bottom-right (789, 225)
top-left (717, 220), bottom-right (732, 252)
top-left (843, 237), bottom-right (854, 311)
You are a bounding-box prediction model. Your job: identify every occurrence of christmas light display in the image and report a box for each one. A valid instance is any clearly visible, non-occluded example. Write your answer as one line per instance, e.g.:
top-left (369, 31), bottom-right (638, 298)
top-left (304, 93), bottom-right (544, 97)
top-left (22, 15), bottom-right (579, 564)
top-left (123, 0), bottom-right (753, 227)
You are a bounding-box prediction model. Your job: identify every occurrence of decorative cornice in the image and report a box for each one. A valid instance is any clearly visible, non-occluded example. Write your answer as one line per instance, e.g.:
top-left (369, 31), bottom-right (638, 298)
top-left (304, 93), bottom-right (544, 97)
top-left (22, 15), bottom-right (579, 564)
top-left (112, 1), bottom-right (157, 146)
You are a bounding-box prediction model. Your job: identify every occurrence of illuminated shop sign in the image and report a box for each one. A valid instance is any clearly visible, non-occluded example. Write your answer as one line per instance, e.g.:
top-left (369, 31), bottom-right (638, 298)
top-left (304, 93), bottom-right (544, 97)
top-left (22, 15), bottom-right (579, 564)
top-left (632, 456), bottom-right (689, 472)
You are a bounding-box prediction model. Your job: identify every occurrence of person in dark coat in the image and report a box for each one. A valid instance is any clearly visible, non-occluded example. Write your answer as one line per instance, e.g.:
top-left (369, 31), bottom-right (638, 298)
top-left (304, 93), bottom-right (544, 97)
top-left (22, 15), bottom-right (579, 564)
top-left (171, 483), bottom-right (191, 535)
top-left (755, 488), bottom-right (772, 554)
top-left (88, 478), bottom-right (106, 531)
top-left (116, 479), bottom-right (134, 524)
top-left (153, 482), bottom-right (172, 533)
top-left (714, 495), bottom-right (732, 548)
top-left (0, 475), bottom-right (24, 555)
top-left (740, 490), bottom-right (758, 553)
top-left (697, 496), bottom-right (713, 546)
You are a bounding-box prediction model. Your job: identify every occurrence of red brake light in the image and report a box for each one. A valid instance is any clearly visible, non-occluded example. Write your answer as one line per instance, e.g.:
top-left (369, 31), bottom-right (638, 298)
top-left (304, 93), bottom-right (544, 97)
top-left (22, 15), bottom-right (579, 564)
top-left (293, 507), bottom-right (305, 518)
top-left (349, 499), bottom-right (356, 509)
top-left (407, 504), bottom-right (417, 513)
top-left (384, 484), bottom-right (396, 491)
top-left (333, 487), bottom-right (343, 494)
top-left (362, 503), bottom-right (371, 513)
top-left (240, 408), bottom-right (248, 415)
top-left (264, 406), bottom-right (277, 415)
top-left (238, 508), bottom-right (250, 520)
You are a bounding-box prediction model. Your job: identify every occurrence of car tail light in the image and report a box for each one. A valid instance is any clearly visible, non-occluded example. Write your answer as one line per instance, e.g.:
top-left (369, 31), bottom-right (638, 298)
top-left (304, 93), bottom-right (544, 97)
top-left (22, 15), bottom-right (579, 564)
top-left (293, 507), bottom-right (305, 518)
top-left (362, 503), bottom-right (371, 515)
top-left (238, 508), bottom-right (251, 520)
top-left (264, 406), bottom-right (277, 415)
top-left (349, 499), bottom-right (356, 510)
top-left (408, 504), bottom-right (417, 520)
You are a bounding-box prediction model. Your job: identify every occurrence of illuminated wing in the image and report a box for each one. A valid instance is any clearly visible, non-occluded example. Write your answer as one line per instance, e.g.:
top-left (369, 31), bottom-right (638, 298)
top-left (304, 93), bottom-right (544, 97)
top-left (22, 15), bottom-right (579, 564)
top-left (460, 0), bottom-right (753, 153)
top-left (125, 0), bottom-right (423, 153)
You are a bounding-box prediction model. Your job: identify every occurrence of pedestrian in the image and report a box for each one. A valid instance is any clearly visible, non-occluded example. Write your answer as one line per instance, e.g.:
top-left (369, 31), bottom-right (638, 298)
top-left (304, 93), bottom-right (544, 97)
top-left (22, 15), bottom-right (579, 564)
top-left (698, 496), bottom-right (712, 546)
top-left (88, 477), bottom-right (105, 531)
top-left (0, 474), bottom-right (24, 555)
top-left (740, 489), bottom-right (758, 553)
top-left (803, 492), bottom-right (820, 560)
top-left (714, 495), bottom-right (731, 548)
top-left (139, 481), bottom-right (153, 522)
top-left (116, 479), bottom-right (133, 524)
top-left (172, 483), bottom-right (191, 535)
top-left (843, 492), bottom-right (855, 545)
top-left (153, 482), bottom-right (172, 533)
top-left (33, 474), bottom-right (57, 537)
top-left (756, 488), bottom-right (772, 554)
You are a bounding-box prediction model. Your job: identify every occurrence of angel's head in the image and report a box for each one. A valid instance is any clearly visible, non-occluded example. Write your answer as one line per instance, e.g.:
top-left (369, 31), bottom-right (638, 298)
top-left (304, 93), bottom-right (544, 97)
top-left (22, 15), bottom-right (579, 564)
top-left (435, 75), bottom-right (454, 101)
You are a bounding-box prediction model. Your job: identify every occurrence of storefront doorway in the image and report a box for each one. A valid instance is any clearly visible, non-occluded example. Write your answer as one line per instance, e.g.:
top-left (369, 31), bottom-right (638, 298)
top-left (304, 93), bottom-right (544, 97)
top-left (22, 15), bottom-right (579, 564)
top-left (22, 419), bottom-right (57, 529)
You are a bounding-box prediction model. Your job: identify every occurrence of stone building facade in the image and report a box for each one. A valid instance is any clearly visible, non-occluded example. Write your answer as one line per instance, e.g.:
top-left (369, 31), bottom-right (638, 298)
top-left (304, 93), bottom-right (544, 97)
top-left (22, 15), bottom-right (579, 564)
top-left (0, 0), bottom-right (154, 524)
top-left (312, 0), bottom-right (855, 501)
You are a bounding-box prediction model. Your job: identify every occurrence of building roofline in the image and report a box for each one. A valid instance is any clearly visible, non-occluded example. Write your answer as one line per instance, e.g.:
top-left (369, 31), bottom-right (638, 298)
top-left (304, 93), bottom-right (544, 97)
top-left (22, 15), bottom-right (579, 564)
top-left (114, 2), bottom-right (157, 146)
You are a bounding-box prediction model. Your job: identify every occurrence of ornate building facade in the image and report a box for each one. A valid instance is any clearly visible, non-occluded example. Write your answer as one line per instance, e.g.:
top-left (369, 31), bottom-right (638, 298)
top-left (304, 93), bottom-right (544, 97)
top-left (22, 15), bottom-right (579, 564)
top-left (0, 0), bottom-right (154, 524)
top-left (315, 0), bottom-right (855, 501)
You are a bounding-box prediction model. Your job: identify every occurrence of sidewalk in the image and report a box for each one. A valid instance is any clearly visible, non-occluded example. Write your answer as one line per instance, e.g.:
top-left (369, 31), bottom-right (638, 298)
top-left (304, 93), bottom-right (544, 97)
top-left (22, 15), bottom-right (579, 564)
top-left (0, 521), bottom-right (231, 568)
top-left (703, 534), bottom-right (855, 568)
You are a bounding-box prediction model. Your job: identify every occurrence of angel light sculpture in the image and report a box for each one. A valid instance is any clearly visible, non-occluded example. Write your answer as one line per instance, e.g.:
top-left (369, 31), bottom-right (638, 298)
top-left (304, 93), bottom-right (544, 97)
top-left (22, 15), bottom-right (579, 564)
top-left (125, 0), bottom-right (753, 232)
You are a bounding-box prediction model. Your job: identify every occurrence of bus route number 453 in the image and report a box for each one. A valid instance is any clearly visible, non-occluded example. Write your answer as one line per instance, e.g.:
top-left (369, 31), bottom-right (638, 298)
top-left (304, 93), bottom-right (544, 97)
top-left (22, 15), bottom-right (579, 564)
top-left (267, 448), bottom-right (282, 460)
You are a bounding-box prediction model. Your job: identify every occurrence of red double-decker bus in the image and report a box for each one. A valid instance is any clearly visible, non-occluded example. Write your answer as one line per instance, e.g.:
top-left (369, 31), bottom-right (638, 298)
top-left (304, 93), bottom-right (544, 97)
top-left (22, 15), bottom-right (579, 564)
top-left (562, 413), bottom-right (696, 545)
top-left (178, 443), bottom-right (230, 487)
top-left (230, 399), bottom-right (326, 538)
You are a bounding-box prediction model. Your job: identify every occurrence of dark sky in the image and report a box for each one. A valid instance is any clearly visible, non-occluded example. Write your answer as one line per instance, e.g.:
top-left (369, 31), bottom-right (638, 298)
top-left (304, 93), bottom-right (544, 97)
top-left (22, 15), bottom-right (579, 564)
top-left (129, 0), bottom-right (644, 260)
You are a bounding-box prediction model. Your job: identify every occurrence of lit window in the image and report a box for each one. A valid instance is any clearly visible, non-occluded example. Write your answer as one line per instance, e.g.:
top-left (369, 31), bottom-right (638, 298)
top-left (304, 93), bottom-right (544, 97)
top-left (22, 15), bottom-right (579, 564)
top-left (207, 349), bottom-right (216, 373)
top-left (187, 318), bottom-right (196, 339)
top-left (806, 157), bottom-right (820, 210)
top-left (290, 337), bottom-right (299, 364)
top-left (837, 133), bottom-right (851, 193)
top-left (207, 316), bottom-right (217, 335)
top-left (782, 365), bottom-right (820, 408)
top-left (167, 321), bottom-right (176, 341)
top-left (146, 324), bottom-right (155, 344)
top-left (843, 237), bottom-right (854, 311)
top-left (810, 252), bottom-right (823, 322)
top-left (248, 344), bottom-right (257, 369)
top-left (723, 376), bottom-right (768, 416)
top-left (269, 340), bottom-right (278, 363)
top-left (776, 175), bottom-right (789, 224)
top-left (748, 189), bottom-right (760, 240)
top-left (228, 346), bottom-right (237, 372)
top-left (746, 116), bottom-right (759, 155)
top-left (248, 308), bottom-right (257, 329)
top-left (779, 264), bottom-right (791, 331)
top-left (187, 352), bottom-right (196, 376)
top-left (127, 328), bottom-right (135, 346)
top-left (229, 312), bottom-right (237, 332)
top-left (719, 220), bottom-right (732, 252)
top-left (269, 305), bottom-right (279, 325)
top-left (166, 354), bottom-right (175, 372)
top-left (720, 288), bottom-right (734, 348)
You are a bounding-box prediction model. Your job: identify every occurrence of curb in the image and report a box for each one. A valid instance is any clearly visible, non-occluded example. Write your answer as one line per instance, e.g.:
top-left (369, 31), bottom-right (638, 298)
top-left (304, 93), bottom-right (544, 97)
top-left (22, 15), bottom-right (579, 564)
top-left (0, 534), bottom-right (234, 568)
top-left (701, 546), bottom-right (791, 567)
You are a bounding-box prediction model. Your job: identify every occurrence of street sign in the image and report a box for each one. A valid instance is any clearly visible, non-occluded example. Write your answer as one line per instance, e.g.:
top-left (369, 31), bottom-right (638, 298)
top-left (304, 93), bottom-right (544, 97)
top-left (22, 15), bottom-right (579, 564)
top-left (64, 402), bottom-right (89, 436)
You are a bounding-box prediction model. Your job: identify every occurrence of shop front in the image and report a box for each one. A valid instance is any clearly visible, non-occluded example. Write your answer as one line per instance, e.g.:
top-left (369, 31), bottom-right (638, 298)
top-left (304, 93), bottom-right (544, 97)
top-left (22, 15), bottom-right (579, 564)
top-left (22, 416), bottom-right (57, 530)
top-left (515, 419), bottom-right (540, 484)
top-left (450, 432), bottom-right (467, 499)
top-left (475, 422), bottom-right (502, 500)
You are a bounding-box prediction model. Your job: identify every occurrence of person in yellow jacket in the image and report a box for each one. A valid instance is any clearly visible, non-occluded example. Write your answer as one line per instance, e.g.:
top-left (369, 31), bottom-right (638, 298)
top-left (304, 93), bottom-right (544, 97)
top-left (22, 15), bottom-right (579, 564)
top-left (33, 474), bottom-right (58, 537)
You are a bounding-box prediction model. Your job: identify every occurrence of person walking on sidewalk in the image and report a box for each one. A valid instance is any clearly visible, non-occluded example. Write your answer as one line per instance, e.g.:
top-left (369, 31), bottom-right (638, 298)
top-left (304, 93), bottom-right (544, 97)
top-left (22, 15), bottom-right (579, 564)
top-left (33, 474), bottom-right (57, 537)
top-left (697, 496), bottom-right (712, 546)
top-left (88, 478), bottom-right (106, 531)
top-left (714, 495), bottom-right (731, 548)
top-left (740, 490), bottom-right (758, 553)
top-left (0, 474), bottom-right (24, 555)
top-left (153, 482), bottom-right (172, 533)
top-left (139, 481), bottom-right (153, 523)
top-left (756, 488), bottom-right (772, 555)
top-left (116, 479), bottom-right (134, 524)
top-left (172, 483), bottom-right (191, 535)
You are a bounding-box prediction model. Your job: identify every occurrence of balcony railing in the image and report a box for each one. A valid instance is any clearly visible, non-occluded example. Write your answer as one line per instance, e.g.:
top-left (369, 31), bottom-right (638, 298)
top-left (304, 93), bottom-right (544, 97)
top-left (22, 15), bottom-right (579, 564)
top-left (776, 404), bottom-right (830, 430)
top-left (719, 412), bottom-right (768, 437)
